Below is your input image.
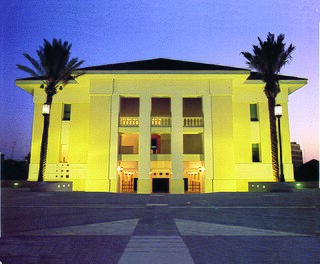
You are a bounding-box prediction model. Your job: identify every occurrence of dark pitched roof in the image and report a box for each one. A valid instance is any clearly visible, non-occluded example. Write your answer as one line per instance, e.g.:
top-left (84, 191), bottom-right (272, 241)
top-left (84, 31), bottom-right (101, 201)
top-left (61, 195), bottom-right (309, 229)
top-left (79, 58), bottom-right (249, 72)
top-left (16, 58), bottom-right (306, 82)
top-left (16, 75), bottom-right (75, 81)
top-left (248, 71), bottom-right (307, 81)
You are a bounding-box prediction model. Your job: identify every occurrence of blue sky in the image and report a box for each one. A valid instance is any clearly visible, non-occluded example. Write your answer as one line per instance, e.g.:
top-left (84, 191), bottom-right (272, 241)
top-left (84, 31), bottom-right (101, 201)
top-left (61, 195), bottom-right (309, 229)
top-left (0, 0), bottom-right (319, 161)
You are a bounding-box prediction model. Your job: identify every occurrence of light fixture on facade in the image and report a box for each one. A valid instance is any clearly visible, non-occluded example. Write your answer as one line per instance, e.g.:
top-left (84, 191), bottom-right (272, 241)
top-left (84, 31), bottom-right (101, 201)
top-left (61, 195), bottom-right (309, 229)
top-left (42, 104), bottom-right (50, 115)
top-left (117, 166), bottom-right (124, 172)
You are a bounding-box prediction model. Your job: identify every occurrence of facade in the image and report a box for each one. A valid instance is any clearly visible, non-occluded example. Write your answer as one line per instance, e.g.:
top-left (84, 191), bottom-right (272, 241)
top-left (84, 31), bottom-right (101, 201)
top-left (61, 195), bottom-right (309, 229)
top-left (16, 58), bottom-right (307, 193)
top-left (291, 142), bottom-right (304, 172)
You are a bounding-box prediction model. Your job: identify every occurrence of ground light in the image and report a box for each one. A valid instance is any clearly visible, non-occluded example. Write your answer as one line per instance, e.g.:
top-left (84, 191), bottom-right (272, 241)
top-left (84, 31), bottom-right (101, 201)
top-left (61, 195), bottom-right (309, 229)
top-left (275, 104), bottom-right (285, 182)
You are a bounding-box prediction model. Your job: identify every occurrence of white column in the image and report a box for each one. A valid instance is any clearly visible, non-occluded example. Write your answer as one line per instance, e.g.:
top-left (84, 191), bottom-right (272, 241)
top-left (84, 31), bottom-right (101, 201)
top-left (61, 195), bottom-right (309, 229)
top-left (171, 95), bottom-right (184, 194)
top-left (202, 95), bottom-right (214, 192)
top-left (108, 93), bottom-right (120, 192)
top-left (138, 94), bottom-right (151, 193)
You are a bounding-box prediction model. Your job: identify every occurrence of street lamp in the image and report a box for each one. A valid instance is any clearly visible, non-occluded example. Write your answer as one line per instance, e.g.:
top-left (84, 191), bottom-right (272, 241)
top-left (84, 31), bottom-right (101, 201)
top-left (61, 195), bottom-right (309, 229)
top-left (42, 103), bottom-right (50, 115)
top-left (275, 104), bottom-right (285, 182)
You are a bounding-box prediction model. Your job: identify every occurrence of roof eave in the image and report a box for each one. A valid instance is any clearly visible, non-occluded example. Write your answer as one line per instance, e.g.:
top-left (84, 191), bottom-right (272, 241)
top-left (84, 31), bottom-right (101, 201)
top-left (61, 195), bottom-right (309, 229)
top-left (73, 70), bottom-right (250, 75)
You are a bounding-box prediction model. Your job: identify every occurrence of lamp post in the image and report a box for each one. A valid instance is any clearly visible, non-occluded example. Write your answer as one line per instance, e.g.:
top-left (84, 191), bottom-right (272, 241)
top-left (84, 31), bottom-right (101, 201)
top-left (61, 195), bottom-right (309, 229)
top-left (275, 104), bottom-right (285, 182)
top-left (38, 103), bottom-right (51, 181)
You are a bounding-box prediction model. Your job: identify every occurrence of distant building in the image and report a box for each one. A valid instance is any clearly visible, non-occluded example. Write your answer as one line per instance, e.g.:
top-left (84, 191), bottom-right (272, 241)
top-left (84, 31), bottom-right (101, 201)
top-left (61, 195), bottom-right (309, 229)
top-left (16, 58), bottom-right (307, 193)
top-left (295, 159), bottom-right (319, 182)
top-left (291, 142), bottom-right (304, 172)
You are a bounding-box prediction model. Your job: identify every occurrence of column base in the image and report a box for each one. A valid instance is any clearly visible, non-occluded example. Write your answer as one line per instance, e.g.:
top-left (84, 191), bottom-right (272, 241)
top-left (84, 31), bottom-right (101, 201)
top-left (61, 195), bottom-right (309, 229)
top-left (170, 179), bottom-right (185, 194)
top-left (204, 179), bottom-right (214, 193)
top-left (109, 179), bottom-right (118, 192)
top-left (137, 179), bottom-right (151, 194)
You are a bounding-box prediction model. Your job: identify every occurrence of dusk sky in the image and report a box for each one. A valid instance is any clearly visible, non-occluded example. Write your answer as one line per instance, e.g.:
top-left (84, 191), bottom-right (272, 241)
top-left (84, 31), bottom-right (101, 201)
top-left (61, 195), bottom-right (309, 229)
top-left (0, 0), bottom-right (319, 162)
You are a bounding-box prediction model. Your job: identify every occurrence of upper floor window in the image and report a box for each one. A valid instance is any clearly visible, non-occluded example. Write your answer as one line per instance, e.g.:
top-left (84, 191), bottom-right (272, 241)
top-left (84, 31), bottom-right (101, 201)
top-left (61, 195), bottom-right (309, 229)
top-left (63, 104), bottom-right (71, 121)
top-left (250, 104), bottom-right (259, 121)
top-left (183, 98), bottom-right (203, 117)
top-left (252, 143), bottom-right (261, 162)
top-left (120, 97), bottom-right (139, 117)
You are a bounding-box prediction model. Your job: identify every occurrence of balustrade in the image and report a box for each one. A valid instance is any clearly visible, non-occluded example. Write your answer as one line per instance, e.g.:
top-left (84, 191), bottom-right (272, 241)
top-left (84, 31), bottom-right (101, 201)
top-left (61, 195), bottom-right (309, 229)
top-left (183, 117), bottom-right (203, 127)
top-left (151, 117), bottom-right (171, 127)
top-left (119, 117), bottom-right (139, 127)
top-left (119, 116), bottom-right (203, 127)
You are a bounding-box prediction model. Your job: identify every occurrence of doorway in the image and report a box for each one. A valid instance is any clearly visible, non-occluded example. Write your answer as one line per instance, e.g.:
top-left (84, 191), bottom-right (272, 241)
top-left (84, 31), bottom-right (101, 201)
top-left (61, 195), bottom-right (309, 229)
top-left (152, 178), bottom-right (169, 193)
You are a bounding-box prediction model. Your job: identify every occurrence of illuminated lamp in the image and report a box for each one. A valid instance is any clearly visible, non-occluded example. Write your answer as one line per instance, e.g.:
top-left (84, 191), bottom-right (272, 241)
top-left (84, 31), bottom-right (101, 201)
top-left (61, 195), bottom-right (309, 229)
top-left (274, 104), bottom-right (283, 117)
top-left (42, 104), bottom-right (50, 115)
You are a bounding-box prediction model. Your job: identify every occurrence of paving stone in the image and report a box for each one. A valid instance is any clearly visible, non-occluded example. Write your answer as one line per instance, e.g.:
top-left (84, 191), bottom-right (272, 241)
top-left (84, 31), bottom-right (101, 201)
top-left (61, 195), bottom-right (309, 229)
top-left (119, 236), bottom-right (194, 264)
top-left (1, 188), bottom-right (320, 263)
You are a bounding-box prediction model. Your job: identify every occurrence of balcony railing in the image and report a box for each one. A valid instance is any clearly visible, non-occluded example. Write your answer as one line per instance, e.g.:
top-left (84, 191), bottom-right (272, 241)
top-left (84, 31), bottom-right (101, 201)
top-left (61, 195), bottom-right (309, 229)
top-left (119, 116), bottom-right (203, 127)
top-left (151, 117), bottom-right (171, 127)
top-left (119, 117), bottom-right (139, 127)
top-left (183, 117), bottom-right (203, 127)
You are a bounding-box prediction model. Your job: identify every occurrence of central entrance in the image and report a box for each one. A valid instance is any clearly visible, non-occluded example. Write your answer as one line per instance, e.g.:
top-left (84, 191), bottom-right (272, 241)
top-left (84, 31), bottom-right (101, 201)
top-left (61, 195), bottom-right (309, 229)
top-left (150, 162), bottom-right (171, 194)
top-left (152, 178), bottom-right (169, 193)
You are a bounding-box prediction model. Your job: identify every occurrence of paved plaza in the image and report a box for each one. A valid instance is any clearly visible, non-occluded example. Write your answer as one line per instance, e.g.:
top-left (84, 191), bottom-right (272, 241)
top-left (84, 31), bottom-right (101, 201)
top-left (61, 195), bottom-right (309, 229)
top-left (1, 188), bottom-right (320, 263)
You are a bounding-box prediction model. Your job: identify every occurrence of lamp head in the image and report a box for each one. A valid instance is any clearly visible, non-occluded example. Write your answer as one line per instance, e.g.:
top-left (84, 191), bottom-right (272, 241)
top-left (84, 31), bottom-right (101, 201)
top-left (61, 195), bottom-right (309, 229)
top-left (42, 104), bottom-right (50, 115)
top-left (274, 104), bottom-right (282, 118)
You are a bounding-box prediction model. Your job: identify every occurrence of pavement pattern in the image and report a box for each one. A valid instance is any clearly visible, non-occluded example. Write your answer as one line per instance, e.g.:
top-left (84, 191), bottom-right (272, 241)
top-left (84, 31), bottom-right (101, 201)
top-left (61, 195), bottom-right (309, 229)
top-left (1, 188), bottom-right (320, 263)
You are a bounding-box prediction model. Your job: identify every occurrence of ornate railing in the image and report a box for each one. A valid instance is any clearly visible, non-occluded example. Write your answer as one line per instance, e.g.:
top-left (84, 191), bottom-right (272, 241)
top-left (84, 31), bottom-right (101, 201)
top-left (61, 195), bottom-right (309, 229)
top-left (119, 116), bottom-right (203, 127)
top-left (119, 117), bottom-right (139, 127)
top-left (151, 117), bottom-right (171, 127)
top-left (183, 117), bottom-right (203, 127)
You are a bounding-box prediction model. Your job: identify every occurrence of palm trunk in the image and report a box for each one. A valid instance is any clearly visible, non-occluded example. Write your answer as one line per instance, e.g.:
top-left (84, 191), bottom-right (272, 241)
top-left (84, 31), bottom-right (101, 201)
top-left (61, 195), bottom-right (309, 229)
top-left (267, 96), bottom-right (280, 181)
top-left (38, 94), bottom-right (53, 182)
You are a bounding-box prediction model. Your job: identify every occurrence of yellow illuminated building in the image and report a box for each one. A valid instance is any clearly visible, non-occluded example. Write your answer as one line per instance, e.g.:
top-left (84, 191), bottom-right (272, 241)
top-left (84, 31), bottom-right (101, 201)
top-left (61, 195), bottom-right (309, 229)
top-left (16, 58), bottom-right (307, 193)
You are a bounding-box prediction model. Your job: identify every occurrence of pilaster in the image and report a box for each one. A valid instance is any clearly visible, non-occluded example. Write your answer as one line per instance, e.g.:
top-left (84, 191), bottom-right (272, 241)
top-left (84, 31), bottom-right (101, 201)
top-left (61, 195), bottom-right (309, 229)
top-left (171, 95), bottom-right (184, 193)
top-left (108, 93), bottom-right (120, 192)
top-left (203, 95), bottom-right (214, 192)
top-left (138, 94), bottom-right (151, 193)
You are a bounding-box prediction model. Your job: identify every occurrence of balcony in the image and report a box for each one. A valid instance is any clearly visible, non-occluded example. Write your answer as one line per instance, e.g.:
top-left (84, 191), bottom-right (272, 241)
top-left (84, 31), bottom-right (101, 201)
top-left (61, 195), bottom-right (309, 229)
top-left (183, 117), bottom-right (203, 127)
top-left (119, 116), bottom-right (203, 127)
top-left (119, 117), bottom-right (139, 127)
top-left (151, 117), bottom-right (171, 127)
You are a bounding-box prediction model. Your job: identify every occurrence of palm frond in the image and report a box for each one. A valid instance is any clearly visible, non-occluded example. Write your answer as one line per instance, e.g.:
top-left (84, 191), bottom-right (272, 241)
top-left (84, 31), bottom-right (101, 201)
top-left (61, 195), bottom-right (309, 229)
top-left (242, 32), bottom-right (295, 85)
top-left (16, 64), bottom-right (39, 77)
top-left (56, 58), bottom-right (84, 85)
top-left (18, 38), bottom-right (85, 95)
top-left (22, 53), bottom-right (45, 76)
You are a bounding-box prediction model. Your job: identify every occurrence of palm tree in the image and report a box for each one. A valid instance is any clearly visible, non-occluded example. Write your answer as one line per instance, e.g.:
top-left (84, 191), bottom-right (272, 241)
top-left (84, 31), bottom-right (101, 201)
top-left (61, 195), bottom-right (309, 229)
top-left (241, 33), bottom-right (295, 182)
top-left (17, 38), bottom-right (84, 182)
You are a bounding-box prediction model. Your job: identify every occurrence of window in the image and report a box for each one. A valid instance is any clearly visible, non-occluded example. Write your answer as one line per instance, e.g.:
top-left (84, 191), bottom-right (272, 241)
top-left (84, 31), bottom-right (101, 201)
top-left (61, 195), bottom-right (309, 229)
top-left (151, 138), bottom-right (158, 154)
top-left (183, 134), bottom-right (203, 154)
top-left (250, 104), bottom-right (259, 121)
top-left (252, 144), bottom-right (261, 162)
top-left (63, 104), bottom-right (71, 121)
top-left (60, 144), bottom-right (69, 163)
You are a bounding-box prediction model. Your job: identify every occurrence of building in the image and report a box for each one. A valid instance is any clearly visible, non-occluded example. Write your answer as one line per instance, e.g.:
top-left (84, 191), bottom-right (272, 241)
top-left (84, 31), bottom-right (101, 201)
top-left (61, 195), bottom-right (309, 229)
top-left (16, 58), bottom-right (307, 193)
top-left (291, 142), bottom-right (304, 172)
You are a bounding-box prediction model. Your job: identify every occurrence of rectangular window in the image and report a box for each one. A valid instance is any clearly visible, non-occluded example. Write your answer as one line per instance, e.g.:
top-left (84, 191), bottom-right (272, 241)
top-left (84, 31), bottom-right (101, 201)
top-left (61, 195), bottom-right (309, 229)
top-left (60, 144), bottom-right (69, 163)
top-left (252, 144), bottom-right (261, 162)
top-left (250, 104), bottom-right (259, 121)
top-left (183, 134), bottom-right (203, 154)
top-left (63, 104), bottom-right (71, 121)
